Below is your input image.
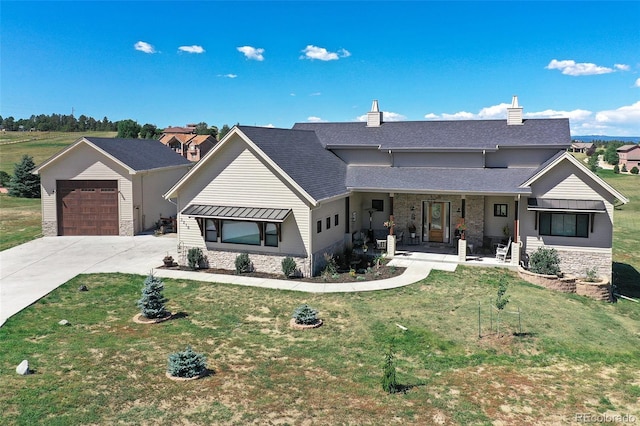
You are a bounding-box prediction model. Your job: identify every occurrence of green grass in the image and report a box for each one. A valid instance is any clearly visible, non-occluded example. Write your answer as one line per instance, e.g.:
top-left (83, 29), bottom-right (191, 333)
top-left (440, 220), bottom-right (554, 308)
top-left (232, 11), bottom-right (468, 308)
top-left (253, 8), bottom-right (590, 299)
top-left (0, 131), bottom-right (116, 174)
top-left (1, 269), bottom-right (638, 424)
top-left (0, 194), bottom-right (41, 251)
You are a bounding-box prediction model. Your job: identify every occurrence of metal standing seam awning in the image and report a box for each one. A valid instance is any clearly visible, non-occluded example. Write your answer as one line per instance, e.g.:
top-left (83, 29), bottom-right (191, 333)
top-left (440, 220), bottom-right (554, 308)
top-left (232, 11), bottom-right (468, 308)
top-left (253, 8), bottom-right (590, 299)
top-left (181, 204), bottom-right (292, 222)
top-left (526, 198), bottom-right (606, 213)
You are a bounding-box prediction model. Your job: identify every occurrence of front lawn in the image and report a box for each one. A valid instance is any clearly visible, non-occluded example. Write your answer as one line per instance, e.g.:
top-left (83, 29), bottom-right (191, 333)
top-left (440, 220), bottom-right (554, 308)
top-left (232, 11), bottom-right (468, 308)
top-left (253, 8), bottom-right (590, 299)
top-left (1, 268), bottom-right (638, 424)
top-left (0, 194), bottom-right (41, 251)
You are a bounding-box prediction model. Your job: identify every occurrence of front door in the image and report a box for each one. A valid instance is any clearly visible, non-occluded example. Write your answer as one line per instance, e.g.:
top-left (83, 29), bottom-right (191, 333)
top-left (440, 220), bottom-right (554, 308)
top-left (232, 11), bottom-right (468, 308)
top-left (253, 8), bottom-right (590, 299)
top-left (422, 201), bottom-right (450, 243)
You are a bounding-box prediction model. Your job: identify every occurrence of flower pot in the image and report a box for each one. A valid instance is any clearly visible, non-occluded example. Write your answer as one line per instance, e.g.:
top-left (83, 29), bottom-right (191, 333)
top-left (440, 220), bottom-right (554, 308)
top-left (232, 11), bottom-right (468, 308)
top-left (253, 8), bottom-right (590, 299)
top-left (410, 232), bottom-right (416, 238)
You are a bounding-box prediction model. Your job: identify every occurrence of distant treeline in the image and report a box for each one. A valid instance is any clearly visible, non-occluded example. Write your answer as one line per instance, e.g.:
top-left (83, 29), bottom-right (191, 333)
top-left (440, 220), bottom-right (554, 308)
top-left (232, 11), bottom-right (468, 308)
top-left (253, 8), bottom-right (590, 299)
top-left (0, 114), bottom-right (118, 132)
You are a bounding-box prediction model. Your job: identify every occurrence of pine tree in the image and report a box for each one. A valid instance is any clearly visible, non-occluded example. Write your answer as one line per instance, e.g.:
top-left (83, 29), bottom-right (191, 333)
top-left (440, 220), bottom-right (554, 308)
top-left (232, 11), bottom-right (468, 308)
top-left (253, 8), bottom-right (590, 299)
top-left (137, 272), bottom-right (169, 319)
top-left (8, 155), bottom-right (40, 198)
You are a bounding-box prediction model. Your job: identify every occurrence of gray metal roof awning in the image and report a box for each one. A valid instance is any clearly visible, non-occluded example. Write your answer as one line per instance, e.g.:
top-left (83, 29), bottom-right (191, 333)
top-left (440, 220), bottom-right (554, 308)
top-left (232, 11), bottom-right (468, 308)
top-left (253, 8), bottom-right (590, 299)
top-left (181, 204), bottom-right (292, 222)
top-left (527, 198), bottom-right (606, 213)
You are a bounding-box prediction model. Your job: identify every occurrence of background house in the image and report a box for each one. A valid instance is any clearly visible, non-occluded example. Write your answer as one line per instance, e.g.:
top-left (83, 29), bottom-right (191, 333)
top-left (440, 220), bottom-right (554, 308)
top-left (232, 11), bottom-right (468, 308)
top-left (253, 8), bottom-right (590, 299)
top-left (569, 141), bottom-right (595, 155)
top-left (165, 98), bottom-right (627, 279)
top-left (616, 144), bottom-right (640, 170)
top-left (34, 137), bottom-right (191, 236)
top-left (159, 133), bottom-right (216, 162)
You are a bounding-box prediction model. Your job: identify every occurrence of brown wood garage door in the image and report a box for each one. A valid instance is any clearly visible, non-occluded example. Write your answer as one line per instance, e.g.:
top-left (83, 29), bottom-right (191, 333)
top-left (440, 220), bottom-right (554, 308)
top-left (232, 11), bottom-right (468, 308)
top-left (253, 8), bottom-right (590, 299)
top-left (57, 180), bottom-right (119, 236)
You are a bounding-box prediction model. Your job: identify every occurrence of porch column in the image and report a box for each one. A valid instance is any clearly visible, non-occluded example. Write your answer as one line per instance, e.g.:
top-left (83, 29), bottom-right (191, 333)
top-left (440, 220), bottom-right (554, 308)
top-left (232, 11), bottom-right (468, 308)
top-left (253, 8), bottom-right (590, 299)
top-left (461, 196), bottom-right (466, 219)
top-left (514, 196), bottom-right (519, 243)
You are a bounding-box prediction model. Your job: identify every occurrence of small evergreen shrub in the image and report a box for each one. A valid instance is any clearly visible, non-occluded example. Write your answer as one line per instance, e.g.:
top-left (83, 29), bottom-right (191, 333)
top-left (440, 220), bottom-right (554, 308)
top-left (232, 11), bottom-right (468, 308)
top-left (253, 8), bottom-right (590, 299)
top-left (137, 272), bottom-right (169, 319)
top-left (613, 165), bottom-right (620, 174)
top-left (529, 247), bottom-right (561, 276)
top-left (0, 170), bottom-right (10, 187)
top-left (187, 247), bottom-right (205, 270)
top-left (167, 346), bottom-right (207, 378)
top-left (381, 345), bottom-right (398, 394)
top-left (292, 304), bottom-right (319, 325)
top-left (235, 253), bottom-right (252, 274)
top-left (281, 256), bottom-right (297, 278)
top-left (495, 278), bottom-right (510, 311)
top-left (621, 163), bottom-right (628, 172)
top-left (584, 266), bottom-right (599, 282)
top-left (631, 166), bottom-right (639, 175)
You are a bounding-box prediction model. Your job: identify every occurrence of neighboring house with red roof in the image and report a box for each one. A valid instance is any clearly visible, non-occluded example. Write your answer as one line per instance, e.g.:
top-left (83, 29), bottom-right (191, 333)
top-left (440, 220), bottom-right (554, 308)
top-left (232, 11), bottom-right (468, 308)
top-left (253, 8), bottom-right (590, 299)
top-left (616, 144), bottom-right (640, 170)
top-left (159, 125), bottom-right (216, 162)
top-left (165, 97), bottom-right (628, 280)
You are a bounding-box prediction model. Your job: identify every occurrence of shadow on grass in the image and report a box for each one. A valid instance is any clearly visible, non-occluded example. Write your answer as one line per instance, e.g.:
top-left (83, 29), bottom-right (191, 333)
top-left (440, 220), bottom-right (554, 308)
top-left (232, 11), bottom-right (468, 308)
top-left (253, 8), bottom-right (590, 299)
top-left (390, 382), bottom-right (427, 394)
top-left (613, 262), bottom-right (640, 298)
top-left (171, 312), bottom-right (189, 320)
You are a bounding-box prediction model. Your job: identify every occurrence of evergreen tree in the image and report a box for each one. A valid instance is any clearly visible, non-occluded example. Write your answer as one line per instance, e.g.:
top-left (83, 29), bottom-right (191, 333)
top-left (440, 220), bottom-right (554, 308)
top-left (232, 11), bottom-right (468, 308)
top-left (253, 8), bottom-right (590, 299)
top-left (137, 272), bottom-right (169, 319)
top-left (8, 155), bottom-right (40, 198)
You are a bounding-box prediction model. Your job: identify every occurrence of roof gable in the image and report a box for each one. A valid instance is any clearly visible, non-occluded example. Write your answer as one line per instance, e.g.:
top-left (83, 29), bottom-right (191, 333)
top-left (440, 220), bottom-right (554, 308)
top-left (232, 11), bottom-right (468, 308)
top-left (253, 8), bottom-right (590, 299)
top-left (521, 151), bottom-right (629, 204)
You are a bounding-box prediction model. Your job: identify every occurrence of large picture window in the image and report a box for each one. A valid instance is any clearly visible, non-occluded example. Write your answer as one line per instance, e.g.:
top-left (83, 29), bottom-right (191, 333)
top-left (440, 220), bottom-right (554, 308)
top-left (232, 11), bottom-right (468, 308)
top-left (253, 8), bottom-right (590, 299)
top-left (221, 220), bottom-right (261, 245)
top-left (539, 213), bottom-right (589, 238)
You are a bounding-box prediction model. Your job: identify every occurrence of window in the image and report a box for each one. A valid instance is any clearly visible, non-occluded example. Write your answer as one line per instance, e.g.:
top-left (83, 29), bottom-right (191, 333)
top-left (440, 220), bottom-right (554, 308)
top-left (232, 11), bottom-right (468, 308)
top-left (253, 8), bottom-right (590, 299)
top-left (494, 204), bottom-right (508, 217)
top-left (334, 214), bottom-right (339, 227)
top-left (265, 223), bottom-right (278, 247)
top-left (221, 220), bottom-right (260, 245)
top-left (205, 219), bottom-right (217, 242)
top-left (372, 199), bottom-right (384, 211)
top-left (326, 217), bottom-right (331, 230)
top-left (539, 213), bottom-right (589, 238)
top-left (317, 220), bottom-right (322, 233)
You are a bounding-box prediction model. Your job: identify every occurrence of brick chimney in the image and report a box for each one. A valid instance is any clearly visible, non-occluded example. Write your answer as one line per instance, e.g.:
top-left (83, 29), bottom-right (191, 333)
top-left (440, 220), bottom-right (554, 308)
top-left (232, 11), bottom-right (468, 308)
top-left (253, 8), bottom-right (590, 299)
top-left (507, 95), bottom-right (523, 125)
top-left (366, 100), bottom-right (383, 127)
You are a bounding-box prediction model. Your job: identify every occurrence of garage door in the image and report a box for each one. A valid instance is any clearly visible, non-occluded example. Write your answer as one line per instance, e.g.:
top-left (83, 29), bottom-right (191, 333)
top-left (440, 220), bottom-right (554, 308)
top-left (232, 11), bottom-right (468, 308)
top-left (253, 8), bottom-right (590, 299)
top-left (57, 180), bottom-right (119, 236)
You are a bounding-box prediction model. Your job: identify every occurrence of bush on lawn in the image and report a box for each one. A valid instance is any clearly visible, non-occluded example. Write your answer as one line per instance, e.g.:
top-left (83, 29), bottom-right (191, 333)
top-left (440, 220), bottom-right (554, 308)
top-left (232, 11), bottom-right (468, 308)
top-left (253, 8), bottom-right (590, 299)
top-left (292, 304), bottom-right (319, 325)
top-left (167, 346), bottom-right (207, 378)
top-left (137, 272), bottom-right (169, 319)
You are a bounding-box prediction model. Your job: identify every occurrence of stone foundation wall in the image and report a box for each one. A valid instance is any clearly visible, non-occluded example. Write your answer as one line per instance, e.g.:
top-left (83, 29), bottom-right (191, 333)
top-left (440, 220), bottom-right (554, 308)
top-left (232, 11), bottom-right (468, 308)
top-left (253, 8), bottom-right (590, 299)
top-left (197, 248), bottom-right (311, 278)
top-left (120, 220), bottom-right (134, 236)
top-left (553, 249), bottom-right (612, 282)
top-left (42, 220), bottom-right (57, 236)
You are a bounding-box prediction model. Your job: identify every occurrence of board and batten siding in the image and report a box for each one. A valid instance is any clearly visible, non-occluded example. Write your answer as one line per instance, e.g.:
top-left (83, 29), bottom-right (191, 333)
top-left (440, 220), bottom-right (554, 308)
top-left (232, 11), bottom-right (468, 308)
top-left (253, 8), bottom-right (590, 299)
top-left (39, 142), bottom-right (133, 235)
top-left (175, 136), bottom-right (310, 257)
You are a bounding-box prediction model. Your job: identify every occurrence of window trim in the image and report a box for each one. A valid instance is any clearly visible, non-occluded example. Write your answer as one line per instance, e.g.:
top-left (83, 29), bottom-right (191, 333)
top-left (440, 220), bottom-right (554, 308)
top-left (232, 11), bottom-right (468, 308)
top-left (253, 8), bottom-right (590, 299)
top-left (539, 212), bottom-right (589, 238)
top-left (494, 203), bottom-right (508, 217)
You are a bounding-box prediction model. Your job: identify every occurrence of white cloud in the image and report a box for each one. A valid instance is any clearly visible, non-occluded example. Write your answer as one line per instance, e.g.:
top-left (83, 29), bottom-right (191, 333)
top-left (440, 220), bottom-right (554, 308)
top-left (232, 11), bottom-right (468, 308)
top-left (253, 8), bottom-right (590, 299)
top-left (290, 93), bottom-right (296, 96)
top-left (614, 63), bottom-right (630, 71)
top-left (217, 74), bottom-right (237, 79)
top-left (546, 59), bottom-right (614, 76)
top-left (525, 109), bottom-right (592, 121)
top-left (595, 101), bottom-right (640, 124)
top-left (634, 78), bottom-right (640, 88)
top-left (134, 41), bottom-right (156, 54)
top-left (307, 116), bottom-right (326, 123)
top-left (424, 113), bottom-right (439, 119)
top-left (237, 46), bottom-right (264, 61)
top-left (477, 103), bottom-right (510, 119)
top-left (179, 45), bottom-right (205, 54)
top-left (261, 123), bottom-right (275, 128)
top-left (301, 45), bottom-right (350, 61)
top-left (310, 92), bottom-right (322, 96)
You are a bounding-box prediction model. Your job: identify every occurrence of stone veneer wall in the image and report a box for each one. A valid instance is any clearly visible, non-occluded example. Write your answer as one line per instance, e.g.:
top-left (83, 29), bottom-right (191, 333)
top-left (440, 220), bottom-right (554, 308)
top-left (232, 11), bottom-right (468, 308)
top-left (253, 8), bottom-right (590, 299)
top-left (120, 220), bottom-right (134, 236)
top-left (526, 248), bottom-right (612, 283)
top-left (199, 248), bottom-right (312, 278)
top-left (393, 193), bottom-right (485, 248)
top-left (42, 220), bottom-right (57, 236)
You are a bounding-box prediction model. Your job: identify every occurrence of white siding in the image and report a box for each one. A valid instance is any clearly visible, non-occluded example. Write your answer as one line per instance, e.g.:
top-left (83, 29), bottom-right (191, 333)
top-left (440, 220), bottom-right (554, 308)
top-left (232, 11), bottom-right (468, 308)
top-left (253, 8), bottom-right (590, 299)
top-left (486, 148), bottom-right (563, 168)
top-left (484, 196), bottom-right (516, 240)
top-left (311, 198), bottom-right (347, 254)
top-left (39, 142), bottom-right (133, 230)
top-left (132, 166), bottom-right (189, 232)
top-left (394, 152), bottom-right (483, 168)
top-left (331, 148), bottom-right (391, 165)
top-left (176, 136), bottom-right (310, 256)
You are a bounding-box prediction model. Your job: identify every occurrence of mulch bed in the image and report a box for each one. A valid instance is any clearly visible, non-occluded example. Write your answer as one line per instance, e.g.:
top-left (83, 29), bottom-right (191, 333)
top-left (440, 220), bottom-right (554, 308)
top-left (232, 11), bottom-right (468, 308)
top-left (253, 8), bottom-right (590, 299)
top-left (159, 264), bottom-right (405, 284)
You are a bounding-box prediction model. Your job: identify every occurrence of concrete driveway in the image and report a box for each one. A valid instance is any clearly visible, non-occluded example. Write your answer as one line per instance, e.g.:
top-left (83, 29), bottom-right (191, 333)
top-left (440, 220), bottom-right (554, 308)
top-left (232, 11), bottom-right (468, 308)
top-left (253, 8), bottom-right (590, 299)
top-left (0, 235), bottom-right (177, 327)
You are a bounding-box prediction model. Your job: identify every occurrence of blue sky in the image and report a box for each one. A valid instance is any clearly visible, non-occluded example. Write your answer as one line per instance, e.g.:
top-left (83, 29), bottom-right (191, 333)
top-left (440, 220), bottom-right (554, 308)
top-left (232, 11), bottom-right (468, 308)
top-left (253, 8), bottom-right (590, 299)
top-left (2, 1), bottom-right (639, 136)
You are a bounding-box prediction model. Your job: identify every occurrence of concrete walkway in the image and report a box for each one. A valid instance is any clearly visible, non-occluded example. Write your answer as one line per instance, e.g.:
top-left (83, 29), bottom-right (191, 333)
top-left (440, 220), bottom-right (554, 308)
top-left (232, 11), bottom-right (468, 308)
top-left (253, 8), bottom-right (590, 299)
top-left (0, 235), bottom-right (464, 327)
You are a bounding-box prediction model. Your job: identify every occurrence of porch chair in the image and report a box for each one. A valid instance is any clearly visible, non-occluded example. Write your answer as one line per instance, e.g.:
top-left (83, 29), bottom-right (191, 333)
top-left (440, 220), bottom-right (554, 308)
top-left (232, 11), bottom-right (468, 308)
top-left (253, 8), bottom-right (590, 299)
top-left (495, 237), bottom-right (511, 262)
top-left (397, 231), bottom-right (404, 246)
top-left (376, 239), bottom-right (387, 250)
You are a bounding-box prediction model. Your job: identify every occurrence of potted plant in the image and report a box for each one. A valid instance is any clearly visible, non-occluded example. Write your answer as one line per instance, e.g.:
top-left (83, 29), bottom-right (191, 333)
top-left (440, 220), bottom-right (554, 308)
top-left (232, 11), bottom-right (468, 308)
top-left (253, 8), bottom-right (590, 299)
top-left (407, 222), bottom-right (417, 238)
top-left (455, 222), bottom-right (467, 240)
top-left (163, 253), bottom-right (174, 267)
top-left (383, 218), bottom-right (395, 235)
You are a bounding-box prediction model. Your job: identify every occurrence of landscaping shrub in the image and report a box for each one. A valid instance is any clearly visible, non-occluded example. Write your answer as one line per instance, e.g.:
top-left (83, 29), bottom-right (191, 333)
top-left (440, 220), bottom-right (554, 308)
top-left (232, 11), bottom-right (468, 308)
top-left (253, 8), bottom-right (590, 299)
top-left (292, 304), bottom-right (319, 325)
top-left (613, 165), bottom-right (620, 174)
top-left (235, 253), bottom-right (252, 274)
top-left (621, 163), bottom-right (628, 172)
top-left (529, 247), bottom-right (561, 276)
top-left (321, 252), bottom-right (338, 278)
top-left (584, 266), bottom-right (598, 282)
top-left (631, 166), bottom-right (639, 175)
top-left (167, 346), bottom-right (207, 378)
top-left (281, 256), bottom-right (297, 278)
top-left (187, 247), bottom-right (205, 270)
top-left (381, 345), bottom-right (398, 394)
top-left (8, 155), bottom-right (40, 198)
top-left (0, 171), bottom-right (10, 187)
top-left (137, 272), bottom-right (169, 319)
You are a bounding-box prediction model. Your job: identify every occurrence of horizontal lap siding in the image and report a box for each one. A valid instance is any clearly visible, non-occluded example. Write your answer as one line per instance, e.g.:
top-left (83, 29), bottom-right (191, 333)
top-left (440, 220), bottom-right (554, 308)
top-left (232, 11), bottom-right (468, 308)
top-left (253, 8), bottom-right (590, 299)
top-left (177, 138), bottom-right (309, 256)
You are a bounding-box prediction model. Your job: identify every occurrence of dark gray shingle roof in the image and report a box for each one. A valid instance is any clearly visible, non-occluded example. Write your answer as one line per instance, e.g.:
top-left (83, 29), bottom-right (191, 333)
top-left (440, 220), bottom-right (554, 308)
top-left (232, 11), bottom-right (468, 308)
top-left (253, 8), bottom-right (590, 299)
top-left (85, 137), bottom-right (191, 171)
top-left (346, 166), bottom-right (537, 194)
top-left (237, 126), bottom-right (348, 202)
top-left (293, 119), bottom-right (571, 150)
